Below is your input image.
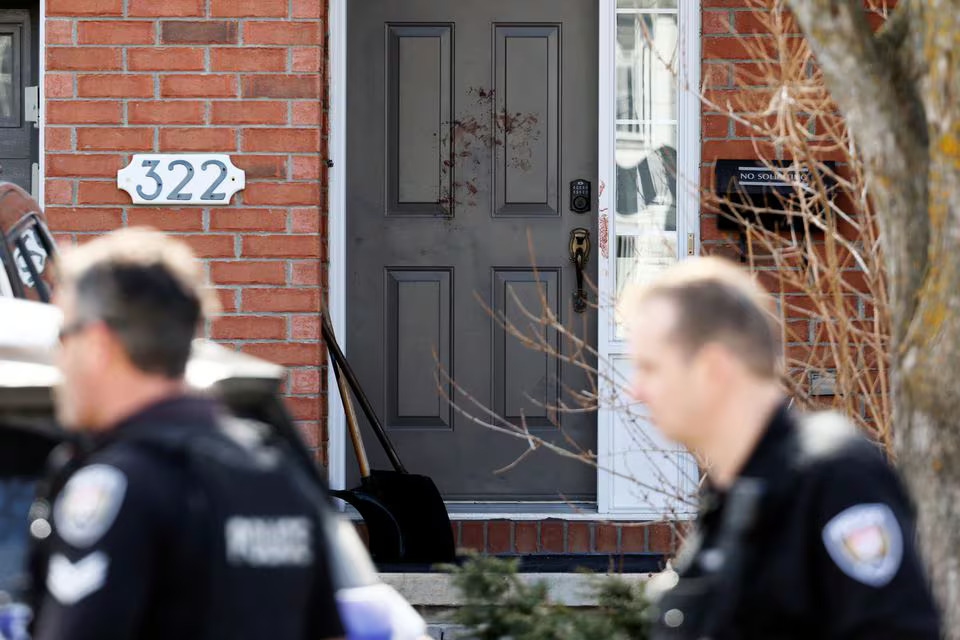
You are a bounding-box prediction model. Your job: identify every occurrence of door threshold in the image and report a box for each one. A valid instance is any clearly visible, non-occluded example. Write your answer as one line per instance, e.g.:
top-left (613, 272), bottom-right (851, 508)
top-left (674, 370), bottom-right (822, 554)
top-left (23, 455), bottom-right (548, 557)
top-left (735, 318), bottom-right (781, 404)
top-left (445, 501), bottom-right (599, 520)
top-left (336, 500), bottom-right (603, 521)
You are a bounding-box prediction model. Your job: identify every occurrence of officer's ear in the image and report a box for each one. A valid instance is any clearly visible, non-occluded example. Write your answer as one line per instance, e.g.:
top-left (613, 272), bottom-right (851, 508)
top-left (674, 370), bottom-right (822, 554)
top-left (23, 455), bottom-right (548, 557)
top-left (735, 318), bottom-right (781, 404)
top-left (693, 341), bottom-right (735, 384)
top-left (87, 321), bottom-right (126, 368)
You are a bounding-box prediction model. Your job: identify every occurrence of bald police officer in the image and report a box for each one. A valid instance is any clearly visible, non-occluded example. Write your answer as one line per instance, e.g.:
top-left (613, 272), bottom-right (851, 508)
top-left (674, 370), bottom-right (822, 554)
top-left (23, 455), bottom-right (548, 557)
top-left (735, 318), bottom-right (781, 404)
top-left (627, 257), bottom-right (940, 639)
top-left (28, 229), bottom-right (344, 640)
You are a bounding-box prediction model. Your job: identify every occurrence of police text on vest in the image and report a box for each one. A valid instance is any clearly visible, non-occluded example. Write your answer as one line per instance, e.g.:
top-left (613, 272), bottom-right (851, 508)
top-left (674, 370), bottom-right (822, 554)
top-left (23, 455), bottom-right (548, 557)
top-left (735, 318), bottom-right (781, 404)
top-left (225, 516), bottom-right (313, 567)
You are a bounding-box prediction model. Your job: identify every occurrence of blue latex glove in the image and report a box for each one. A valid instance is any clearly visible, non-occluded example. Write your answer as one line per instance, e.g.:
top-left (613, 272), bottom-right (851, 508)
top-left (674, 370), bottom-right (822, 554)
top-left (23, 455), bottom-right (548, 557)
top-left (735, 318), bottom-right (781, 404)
top-left (0, 603), bottom-right (31, 640)
top-left (336, 584), bottom-right (427, 640)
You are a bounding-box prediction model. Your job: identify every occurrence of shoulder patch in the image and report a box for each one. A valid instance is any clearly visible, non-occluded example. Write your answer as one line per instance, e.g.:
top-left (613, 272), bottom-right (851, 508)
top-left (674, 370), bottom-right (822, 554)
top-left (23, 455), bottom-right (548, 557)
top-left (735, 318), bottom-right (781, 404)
top-left (822, 503), bottom-right (903, 587)
top-left (54, 464), bottom-right (128, 548)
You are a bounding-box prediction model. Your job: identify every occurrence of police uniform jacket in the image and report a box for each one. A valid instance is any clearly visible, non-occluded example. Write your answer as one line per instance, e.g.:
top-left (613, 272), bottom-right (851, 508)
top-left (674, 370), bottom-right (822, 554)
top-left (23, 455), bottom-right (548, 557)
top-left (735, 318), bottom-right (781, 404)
top-left (29, 395), bottom-right (345, 640)
top-left (651, 402), bottom-right (941, 639)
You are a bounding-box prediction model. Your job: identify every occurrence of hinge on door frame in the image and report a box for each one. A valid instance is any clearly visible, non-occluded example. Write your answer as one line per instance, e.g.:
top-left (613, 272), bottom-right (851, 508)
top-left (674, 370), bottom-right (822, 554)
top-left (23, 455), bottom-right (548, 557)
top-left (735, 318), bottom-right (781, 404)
top-left (687, 232), bottom-right (696, 256)
top-left (24, 86), bottom-right (39, 128)
top-left (31, 163), bottom-right (39, 201)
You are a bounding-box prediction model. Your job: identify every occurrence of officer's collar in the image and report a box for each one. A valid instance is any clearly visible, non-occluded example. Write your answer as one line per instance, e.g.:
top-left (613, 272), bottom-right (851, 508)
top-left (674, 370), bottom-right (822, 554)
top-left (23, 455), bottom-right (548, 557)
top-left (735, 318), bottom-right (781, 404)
top-left (734, 398), bottom-right (794, 482)
top-left (102, 393), bottom-right (220, 441)
top-left (700, 398), bottom-right (793, 503)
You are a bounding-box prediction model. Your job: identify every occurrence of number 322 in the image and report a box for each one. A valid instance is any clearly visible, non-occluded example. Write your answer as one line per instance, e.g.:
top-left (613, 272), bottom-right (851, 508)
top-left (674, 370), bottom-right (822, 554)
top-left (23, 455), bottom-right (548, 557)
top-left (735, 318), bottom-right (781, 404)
top-left (136, 159), bottom-right (229, 201)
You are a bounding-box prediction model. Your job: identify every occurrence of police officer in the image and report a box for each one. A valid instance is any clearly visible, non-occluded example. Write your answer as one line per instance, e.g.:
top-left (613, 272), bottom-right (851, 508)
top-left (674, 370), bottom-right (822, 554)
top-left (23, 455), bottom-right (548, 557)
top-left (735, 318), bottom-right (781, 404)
top-left (626, 257), bottom-right (941, 639)
top-left (28, 228), bottom-right (345, 640)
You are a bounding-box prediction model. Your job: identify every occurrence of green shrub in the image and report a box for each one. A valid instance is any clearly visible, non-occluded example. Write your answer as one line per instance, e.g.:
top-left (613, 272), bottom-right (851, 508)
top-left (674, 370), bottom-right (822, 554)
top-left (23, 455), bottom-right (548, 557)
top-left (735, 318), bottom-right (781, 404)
top-left (445, 555), bottom-right (651, 639)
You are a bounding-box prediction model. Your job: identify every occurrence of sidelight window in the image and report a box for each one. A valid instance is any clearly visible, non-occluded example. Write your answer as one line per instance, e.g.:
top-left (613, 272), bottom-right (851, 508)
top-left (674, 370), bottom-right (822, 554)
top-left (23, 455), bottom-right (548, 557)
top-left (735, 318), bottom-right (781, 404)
top-left (598, 0), bottom-right (700, 516)
top-left (613, 0), bottom-right (683, 335)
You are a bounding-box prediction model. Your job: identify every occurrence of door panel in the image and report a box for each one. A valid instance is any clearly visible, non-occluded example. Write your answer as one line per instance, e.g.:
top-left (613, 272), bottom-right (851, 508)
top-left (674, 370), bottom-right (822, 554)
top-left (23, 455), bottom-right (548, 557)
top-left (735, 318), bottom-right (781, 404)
top-left (491, 269), bottom-right (560, 429)
top-left (384, 268), bottom-right (453, 430)
top-left (386, 25), bottom-right (452, 216)
top-left (347, 0), bottom-right (598, 501)
top-left (0, 7), bottom-right (38, 196)
top-left (493, 25), bottom-right (560, 216)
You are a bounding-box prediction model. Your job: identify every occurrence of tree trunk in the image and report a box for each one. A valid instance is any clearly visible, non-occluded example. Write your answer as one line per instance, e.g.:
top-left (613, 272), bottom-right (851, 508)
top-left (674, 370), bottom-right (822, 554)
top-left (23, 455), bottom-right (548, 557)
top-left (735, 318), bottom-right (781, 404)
top-left (784, 0), bottom-right (960, 630)
top-left (894, 401), bottom-right (960, 636)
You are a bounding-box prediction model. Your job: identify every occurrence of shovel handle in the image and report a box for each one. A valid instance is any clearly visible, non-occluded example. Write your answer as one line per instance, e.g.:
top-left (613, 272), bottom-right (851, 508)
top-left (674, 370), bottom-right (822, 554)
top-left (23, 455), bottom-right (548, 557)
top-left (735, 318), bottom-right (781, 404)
top-left (320, 303), bottom-right (408, 474)
top-left (332, 355), bottom-right (371, 478)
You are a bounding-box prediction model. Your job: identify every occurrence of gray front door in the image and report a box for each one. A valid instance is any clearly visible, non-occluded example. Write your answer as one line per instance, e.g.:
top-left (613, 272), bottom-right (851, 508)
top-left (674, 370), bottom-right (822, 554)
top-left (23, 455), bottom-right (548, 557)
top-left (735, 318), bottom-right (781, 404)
top-left (0, 6), bottom-right (38, 195)
top-left (346, 0), bottom-right (598, 501)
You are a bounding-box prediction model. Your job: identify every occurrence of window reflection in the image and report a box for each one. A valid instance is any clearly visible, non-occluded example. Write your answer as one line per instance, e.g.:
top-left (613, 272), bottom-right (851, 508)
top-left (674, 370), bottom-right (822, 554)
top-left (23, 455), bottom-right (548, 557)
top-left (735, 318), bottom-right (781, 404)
top-left (616, 126), bottom-right (677, 231)
top-left (617, 0), bottom-right (678, 9)
top-left (614, 127), bottom-right (679, 330)
top-left (615, 13), bottom-right (677, 122)
top-left (616, 234), bottom-right (677, 307)
top-left (0, 34), bottom-right (12, 122)
top-left (614, 5), bottom-right (680, 337)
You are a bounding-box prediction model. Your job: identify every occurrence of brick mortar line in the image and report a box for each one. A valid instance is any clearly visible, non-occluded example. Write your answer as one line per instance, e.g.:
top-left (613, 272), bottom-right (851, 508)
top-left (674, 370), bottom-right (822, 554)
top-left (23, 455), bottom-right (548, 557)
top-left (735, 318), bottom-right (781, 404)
top-left (51, 231), bottom-right (323, 240)
top-left (209, 339), bottom-right (323, 344)
top-left (702, 31), bottom-right (805, 37)
top-left (50, 71), bottom-right (320, 75)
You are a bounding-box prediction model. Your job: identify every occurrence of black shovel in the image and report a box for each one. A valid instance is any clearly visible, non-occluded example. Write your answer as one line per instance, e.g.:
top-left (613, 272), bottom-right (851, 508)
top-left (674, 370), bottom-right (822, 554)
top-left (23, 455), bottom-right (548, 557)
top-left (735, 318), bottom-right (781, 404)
top-left (322, 307), bottom-right (455, 564)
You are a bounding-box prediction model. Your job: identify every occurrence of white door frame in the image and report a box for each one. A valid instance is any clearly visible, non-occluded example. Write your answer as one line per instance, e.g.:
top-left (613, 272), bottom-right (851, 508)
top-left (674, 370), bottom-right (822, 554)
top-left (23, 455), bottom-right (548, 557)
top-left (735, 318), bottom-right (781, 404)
top-left (37, 0), bottom-right (45, 205)
top-left (596, 0), bottom-right (702, 517)
top-left (327, 0), bottom-right (348, 493)
top-left (327, 0), bottom-right (700, 517)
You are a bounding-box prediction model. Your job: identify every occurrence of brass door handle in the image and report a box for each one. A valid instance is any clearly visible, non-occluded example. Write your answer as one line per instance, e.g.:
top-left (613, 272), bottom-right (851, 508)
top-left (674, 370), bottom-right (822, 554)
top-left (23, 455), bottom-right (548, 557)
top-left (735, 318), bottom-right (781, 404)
top-left (570, 228), bottom-right (591, 313)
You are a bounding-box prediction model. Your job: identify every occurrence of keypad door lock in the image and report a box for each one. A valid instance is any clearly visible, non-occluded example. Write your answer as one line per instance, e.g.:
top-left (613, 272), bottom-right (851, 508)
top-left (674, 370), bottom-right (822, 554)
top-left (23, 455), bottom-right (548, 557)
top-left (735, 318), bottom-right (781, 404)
top-left (570, 179), bottom-right (591, 214)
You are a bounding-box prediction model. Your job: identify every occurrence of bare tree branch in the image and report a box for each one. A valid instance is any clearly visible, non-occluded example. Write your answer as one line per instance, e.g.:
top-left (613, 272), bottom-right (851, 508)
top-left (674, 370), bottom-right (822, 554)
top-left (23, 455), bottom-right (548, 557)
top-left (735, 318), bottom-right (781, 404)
top-left (786, 0), bottom-right (928, 342)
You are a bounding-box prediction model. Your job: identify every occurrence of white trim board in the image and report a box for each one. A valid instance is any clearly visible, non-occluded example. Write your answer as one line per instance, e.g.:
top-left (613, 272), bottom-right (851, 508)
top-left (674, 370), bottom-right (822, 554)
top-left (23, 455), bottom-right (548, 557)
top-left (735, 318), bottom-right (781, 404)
top-left (339, 509), bottom-right (621, 522)
top-left (326, 0), bottom-right (701, 518)
top-left (37, 0), bottom-right (45, 205)
top-left (327, 0), bottom-right (348, 492)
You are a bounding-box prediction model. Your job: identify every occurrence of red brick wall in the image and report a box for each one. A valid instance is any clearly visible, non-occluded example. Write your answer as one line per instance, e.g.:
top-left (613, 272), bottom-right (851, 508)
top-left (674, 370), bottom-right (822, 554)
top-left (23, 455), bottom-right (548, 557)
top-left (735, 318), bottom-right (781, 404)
top-left (698, 4), bottom-right (826, 381)
top-left (700, 2), bottom-right (773, 255)
top-left (697, 1), bottom-right (887, 441)
top-left (43, 0), bottom-right (330, 458)
top-left (354, 519), bottom-right (678, 556)
top-left (453, 520), bottom-right (677, 555)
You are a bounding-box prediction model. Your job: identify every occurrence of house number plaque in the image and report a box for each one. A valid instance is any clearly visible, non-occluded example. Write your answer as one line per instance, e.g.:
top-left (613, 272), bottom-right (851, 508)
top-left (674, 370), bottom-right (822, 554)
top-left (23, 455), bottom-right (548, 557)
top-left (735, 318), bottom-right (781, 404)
top-left (117, 154), bottom-right (245, 206)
